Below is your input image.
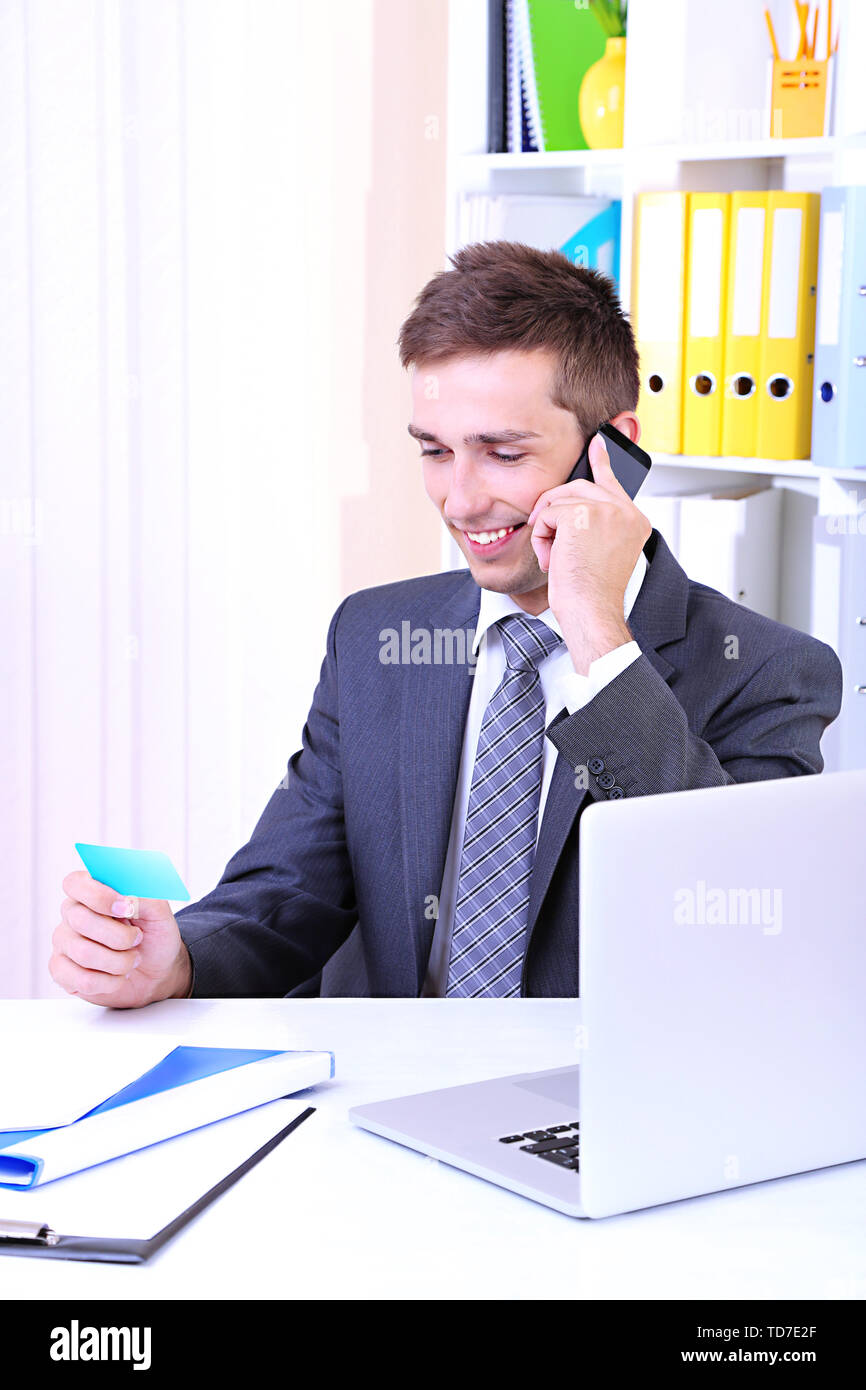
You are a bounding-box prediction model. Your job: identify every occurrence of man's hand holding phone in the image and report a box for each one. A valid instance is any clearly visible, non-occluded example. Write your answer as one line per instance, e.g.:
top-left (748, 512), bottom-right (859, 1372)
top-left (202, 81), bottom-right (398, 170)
top-left (527, 431), bottom-right (652, 675)
top-left (51, 870), bottom-right (193, 1008)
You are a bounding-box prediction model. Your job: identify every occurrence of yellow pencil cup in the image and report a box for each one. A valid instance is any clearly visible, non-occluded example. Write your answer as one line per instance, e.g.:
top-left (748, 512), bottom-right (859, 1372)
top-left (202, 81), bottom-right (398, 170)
top-left (768, 56), bottom-right (833, 138)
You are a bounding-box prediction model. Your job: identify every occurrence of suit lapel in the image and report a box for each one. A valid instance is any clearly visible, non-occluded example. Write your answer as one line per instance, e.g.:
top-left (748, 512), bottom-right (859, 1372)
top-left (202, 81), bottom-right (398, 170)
top-left (526, 531), bottom-right (689, 937)
top-left (399, 571), bottom-right (480, 991)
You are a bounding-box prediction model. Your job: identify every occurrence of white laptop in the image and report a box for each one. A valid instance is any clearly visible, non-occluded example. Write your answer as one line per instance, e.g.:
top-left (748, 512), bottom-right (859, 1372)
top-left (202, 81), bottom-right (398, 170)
top-left (350, 768), bottom-right (866, 1218)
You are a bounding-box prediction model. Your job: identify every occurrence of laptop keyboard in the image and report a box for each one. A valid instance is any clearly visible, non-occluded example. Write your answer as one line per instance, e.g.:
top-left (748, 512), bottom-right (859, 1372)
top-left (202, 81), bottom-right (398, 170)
top-left (498, 1122), bottom-right (580, 1172)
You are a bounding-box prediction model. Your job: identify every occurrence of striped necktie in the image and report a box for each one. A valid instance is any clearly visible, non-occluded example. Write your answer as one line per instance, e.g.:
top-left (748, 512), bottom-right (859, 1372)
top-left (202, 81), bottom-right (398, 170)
top-left (446, 613), bottom-right (563, 997)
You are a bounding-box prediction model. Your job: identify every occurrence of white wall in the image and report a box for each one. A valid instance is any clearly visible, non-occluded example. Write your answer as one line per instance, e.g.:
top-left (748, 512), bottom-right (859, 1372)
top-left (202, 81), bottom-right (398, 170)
top-left (0, 0), bottom-right (446, 997)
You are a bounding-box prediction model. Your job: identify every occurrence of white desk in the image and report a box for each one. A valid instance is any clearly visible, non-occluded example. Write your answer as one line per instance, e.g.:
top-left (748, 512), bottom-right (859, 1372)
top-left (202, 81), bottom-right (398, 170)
top-left (1, 999), bottom-right (864, 1301)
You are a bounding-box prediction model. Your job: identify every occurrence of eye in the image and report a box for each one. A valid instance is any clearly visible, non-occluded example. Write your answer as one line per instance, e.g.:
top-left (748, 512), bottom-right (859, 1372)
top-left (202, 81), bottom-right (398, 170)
top-left (418, 448), bottom-right (527, 462)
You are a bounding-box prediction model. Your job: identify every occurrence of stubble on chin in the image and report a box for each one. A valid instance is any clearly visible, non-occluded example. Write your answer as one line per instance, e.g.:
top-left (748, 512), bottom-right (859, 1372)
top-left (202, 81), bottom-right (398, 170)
top-left (467, 552), bottom-right (545, 596)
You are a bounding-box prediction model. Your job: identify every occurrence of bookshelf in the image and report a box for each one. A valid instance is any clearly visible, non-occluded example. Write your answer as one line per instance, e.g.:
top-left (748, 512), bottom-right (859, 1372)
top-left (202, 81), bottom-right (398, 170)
top-left (442, 0), bottom-right (866, 648)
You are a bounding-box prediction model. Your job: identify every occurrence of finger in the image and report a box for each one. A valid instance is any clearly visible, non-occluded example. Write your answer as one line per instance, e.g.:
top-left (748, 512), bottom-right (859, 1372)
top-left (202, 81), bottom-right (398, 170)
top-left (530, 501), bottom-right (581, 568)
top-left (530, 529), bottom-right (553, 575)
top-left (531, 494), bottom-right (616, 539)
top-left (587, 433), bottom-right (627, 496)
top-left (54, 921), bottom-right (140, 977)
top-left (527, 478), bottom-right (604, 527)
top-left (530, 506), bottom-right (560, 543)
top-left (49, 950), bottom-right (132, 1000)
top-left (63, 869), bottom-right (139, 919)
top-left (59, 898), bottom-right (143, 952)
top-left (62, 868), bottom-right (170, 922)
top-left (531, 499), bottom-right (585, 545)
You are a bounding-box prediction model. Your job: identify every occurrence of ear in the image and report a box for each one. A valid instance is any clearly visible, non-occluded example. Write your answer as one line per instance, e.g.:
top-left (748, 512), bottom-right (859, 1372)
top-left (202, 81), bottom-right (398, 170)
top-left (609, 412), bottom-right (641, 446)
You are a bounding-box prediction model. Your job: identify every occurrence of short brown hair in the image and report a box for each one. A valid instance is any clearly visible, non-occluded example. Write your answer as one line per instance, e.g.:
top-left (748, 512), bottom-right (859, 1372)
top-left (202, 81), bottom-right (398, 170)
top-left (398, 240), bottom-right (639, 447)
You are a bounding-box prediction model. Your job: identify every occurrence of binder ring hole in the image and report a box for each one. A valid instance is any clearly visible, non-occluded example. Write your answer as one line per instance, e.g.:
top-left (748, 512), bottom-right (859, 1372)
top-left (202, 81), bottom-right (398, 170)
top-left (767, 374), bottom-right (793, 400)
top-left (647, 373), bottom-right (665, 394)
top-left (690, 372), bottom-right (716, 397)
top-left (731, 374), bottom-right (755, 399)
top-left (820, 381), bottom-right (836, 403)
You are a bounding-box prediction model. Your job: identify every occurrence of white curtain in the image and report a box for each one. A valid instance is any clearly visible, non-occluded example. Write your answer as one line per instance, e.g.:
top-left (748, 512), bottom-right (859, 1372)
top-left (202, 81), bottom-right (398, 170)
top-left (0, 0), bottom-right (383, 995)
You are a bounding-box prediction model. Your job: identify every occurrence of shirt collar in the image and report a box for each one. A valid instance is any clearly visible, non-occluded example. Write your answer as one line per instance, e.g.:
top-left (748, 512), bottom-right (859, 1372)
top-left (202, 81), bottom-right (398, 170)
top-left (471, 548), bottom-right (648, 656)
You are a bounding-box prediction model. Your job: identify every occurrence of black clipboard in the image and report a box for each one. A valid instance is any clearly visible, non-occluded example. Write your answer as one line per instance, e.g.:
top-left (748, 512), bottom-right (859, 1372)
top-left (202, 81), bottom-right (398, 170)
top-left (0, 1105), bottom-right (314, 1264)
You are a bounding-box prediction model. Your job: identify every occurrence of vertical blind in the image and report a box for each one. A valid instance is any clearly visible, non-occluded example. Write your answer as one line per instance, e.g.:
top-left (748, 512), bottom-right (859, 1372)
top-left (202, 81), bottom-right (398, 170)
top-left (0, 0), bottom-right (383, 995)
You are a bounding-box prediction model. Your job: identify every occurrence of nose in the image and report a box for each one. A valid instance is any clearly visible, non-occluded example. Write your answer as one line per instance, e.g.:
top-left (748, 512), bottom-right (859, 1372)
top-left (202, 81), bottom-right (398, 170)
top-left (442, 453), bottom-right (494, 528)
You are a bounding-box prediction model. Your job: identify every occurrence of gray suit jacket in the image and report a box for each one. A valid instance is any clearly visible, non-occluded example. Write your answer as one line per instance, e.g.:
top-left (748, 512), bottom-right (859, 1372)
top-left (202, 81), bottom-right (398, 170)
top-left (175, 529), bottom-right (843, 996)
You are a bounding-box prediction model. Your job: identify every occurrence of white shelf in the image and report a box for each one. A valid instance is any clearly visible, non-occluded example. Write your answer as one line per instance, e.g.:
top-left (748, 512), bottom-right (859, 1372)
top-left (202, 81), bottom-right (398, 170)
top-left (458, 134), bottom-right (866, 173)
top-left (458, 150), bottom-right (628, 171)
top-left (654, 134), bottom-right (866, 162)
top-left (651, 455), bottom-right (866, 482)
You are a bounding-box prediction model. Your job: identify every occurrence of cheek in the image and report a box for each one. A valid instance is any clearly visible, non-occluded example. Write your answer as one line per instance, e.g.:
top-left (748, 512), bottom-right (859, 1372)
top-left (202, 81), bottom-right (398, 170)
top-left (421, 464), bottom-right (445, 509)
top-left (511, 481), bottom-right (546, 519)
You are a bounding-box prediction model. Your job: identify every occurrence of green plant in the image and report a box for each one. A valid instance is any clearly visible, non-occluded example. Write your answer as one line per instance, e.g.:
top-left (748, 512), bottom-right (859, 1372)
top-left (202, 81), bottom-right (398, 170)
top-left (588, 0), bottom-right (627, 39)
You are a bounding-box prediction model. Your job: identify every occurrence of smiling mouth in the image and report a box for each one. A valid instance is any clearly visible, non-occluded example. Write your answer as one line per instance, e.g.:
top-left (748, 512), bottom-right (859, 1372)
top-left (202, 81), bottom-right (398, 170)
top-left (461, 522), bottom-right (525, 552)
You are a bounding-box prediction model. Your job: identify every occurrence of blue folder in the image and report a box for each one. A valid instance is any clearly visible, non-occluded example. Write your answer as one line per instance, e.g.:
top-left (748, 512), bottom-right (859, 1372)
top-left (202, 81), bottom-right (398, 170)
top-left (559, 201), bottom-right (622, 295)
top-left (812, 185), bottom-right (866, 471)
top-left (0, 1046), bottom-right (335, 1188)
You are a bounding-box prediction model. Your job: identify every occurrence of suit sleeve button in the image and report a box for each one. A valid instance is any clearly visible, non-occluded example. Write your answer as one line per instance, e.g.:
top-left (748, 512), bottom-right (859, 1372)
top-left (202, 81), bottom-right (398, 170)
top-left (587, 757), bottom-right (605, 775)
top-left (606, 785), bottom-right (625, 799)
top-left (597, 771), bottom-right (616, 789)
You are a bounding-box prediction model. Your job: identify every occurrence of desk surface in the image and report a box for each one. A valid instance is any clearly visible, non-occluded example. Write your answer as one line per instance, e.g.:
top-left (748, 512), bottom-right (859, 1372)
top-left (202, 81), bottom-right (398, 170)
top-left (1, 999), bottom-right (864, 1301)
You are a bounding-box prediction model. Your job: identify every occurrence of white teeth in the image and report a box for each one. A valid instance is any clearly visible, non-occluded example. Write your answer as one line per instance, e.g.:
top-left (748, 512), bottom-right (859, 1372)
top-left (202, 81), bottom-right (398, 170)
top-left (467, 526), bottom-right (515, 545)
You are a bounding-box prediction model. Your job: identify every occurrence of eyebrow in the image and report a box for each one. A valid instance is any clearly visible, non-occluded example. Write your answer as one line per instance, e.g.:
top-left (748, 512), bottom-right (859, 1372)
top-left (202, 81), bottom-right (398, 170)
top-left (407, 425), bottom-right (543, 445)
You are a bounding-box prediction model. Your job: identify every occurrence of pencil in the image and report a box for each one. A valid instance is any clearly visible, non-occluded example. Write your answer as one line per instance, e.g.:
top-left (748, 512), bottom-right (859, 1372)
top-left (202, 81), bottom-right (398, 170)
top-left (764, 7), bottom-right (780, 60)
top-left (795, 1), bottom-right (808, 60)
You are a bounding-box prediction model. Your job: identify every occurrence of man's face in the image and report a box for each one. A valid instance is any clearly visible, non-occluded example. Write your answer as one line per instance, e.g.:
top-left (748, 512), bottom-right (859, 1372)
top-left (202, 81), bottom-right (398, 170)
top-left (409, 349), bottom-right (583, 606)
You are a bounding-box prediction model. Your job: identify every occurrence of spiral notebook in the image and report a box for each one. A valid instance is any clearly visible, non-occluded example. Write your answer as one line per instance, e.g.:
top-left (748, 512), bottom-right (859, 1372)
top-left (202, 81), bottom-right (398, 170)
top-left (505, 0), bottom-right (608, 153)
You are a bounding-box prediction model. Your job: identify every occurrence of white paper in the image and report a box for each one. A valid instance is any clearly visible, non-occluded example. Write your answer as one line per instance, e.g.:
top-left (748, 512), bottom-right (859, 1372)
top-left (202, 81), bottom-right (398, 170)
top-left (637, 200), bottom-right (684, 344)
top-left (767, 207), bottom-right (803, 340)
top-left (0, 1050), bottom-right (332, 1186)
top-left (0, 1033), bottom-right (181, 1129)
top-left (0, 1098), bottom-right (312, 1241)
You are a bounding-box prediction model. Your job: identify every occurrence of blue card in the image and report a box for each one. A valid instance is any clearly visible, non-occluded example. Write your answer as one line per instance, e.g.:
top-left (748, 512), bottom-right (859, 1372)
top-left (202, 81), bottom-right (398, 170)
top-left (74, 843), bottom-right (191, 901)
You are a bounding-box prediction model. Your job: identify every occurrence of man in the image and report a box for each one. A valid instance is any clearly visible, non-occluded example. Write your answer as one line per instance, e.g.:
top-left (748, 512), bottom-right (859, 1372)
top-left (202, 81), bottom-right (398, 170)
top-left (51, 242), bottom-right (843, 1003)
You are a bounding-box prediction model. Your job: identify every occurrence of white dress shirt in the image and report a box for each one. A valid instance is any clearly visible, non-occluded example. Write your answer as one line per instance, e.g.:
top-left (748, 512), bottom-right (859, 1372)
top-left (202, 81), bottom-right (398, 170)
top-left (420, 550), bottom-right (648, 996)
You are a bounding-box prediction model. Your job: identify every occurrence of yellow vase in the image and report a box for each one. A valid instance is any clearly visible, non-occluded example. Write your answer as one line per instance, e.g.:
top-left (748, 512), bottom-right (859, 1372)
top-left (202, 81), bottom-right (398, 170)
top-left (579, 36), bottom-right (626, 149)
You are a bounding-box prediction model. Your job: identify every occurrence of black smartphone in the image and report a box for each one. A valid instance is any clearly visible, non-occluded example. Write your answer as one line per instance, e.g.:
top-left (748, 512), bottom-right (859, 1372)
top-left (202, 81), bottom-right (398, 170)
top-left (567, 421), bottom-right (652, 499)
